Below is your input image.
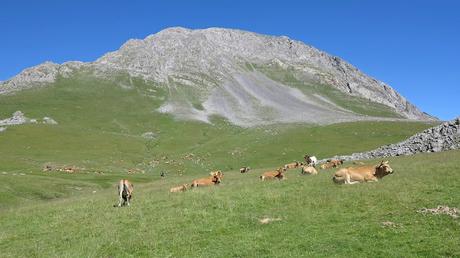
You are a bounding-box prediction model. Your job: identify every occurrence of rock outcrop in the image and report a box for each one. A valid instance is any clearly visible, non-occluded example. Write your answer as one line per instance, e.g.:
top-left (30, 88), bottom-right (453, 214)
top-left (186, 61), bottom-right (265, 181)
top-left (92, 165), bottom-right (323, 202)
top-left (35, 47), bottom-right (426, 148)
top-left (0, 111), bottom-right (28, 126)
top-left (323, 118), bottom-right (460, 162)
top-left (0, 111), bottom-right (58, 128)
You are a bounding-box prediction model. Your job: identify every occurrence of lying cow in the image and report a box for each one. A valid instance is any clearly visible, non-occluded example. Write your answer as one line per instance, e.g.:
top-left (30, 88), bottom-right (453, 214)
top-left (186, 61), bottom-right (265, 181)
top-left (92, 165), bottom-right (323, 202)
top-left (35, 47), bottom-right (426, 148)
top-left (332, 161), bottom-right (394, 184)
top-left (320, 163), bottom-right (334, 170)
top-left (329, 159), bottom-right (344, 167)
top-left (117, 179), bottom-right (134, 207)
top-left (320, 159), bottom-right (343, 169)
top-left (284, 161), bottom-right (300, 169)
top-left (191, 175), bottom-right (221, 187)
top-left (304, 155), bottom-right (317, 167)
top-left (240, 166), bottom-right (250, 173)
top-left (209, 170), bottom-right (224, 178)
top-left (170, 184), bottom-right (189, 193)
top-left (300, 165), bottom-right (318, 175)
top-left (260, 168), bottom-right (286, 181)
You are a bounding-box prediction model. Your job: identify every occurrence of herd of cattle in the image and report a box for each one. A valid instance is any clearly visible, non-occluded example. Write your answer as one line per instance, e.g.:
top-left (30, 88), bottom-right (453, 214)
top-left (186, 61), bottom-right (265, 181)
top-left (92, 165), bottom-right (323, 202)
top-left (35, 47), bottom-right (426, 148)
top-left (117, 154), bottom-right (394, 207)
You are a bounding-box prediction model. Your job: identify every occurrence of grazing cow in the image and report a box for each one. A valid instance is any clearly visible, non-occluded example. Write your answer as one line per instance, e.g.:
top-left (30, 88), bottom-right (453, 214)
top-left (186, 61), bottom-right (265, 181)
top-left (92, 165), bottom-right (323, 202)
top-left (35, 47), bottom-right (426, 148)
top-left (284, 161), bottom-right (300, 169)
top-left (352, 161), bottom-right (365, 165)
top-left (191, 175), bottom-right (221, 187)
top-left (170, 184), bottom-right (189, 193)
top-left (332, 161), bottom-right (394, 184)
top-left (209, 170), bottom-right (224, 178)
top-left (240, 166), bottom-right (250, 173)
top-left (300, 165), bottom-right (318, 175)
top-left (117, 179), bottom-right (134, 207)
top-left (260, 168), bottom-right (286, 181)
top-left (304, 155), bottom-right (317, 167)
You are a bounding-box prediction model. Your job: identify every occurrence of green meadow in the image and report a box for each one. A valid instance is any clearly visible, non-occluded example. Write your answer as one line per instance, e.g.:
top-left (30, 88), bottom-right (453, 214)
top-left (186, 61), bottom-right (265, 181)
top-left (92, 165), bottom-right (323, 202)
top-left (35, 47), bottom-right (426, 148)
top-left (1, 74), bottom-right (458, 257)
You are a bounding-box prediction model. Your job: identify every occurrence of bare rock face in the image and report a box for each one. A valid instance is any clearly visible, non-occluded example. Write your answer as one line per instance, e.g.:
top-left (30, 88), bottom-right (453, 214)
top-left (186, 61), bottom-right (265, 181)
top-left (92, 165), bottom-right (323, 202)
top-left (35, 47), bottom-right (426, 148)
top-left (1, 27), bottom-right (436, 125)
top-left (323, 117), bottom-right (460, 162)
top-left (0, 61), bottom-right (85, 94)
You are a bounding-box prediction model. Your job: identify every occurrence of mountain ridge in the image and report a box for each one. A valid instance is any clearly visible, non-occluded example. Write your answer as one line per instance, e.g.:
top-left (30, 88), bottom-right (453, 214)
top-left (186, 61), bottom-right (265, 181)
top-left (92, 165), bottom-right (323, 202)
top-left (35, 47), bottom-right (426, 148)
top-left (0, 27), bottom-right (436, 126)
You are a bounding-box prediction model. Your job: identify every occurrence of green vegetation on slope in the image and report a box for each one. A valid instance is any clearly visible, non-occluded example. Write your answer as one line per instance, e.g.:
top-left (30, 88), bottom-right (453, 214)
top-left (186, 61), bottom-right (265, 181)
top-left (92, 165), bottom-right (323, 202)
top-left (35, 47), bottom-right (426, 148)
top-left (0, 73), bottom-right (435, 209)
top-left (0, 73), bottom-right (455, 257)
top-left (1, 151), bottom-right (459, 257)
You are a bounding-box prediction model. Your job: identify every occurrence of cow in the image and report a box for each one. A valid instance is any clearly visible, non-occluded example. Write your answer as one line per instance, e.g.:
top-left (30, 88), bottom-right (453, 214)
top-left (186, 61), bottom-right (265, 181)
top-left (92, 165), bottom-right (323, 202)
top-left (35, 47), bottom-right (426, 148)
top-left (352, 161), bottom-right (365, 165)
top-left (320, 163), bottom-right (333, 169)
top-left (240, 166), bottom-right (250, 173)
top-left (170, 184), bottom-right (189, 193)
top-left (260, 168), bottom-right (286, 181)
top-left (329, 159), bottom-right (344, 167)
top-left (117, 179), bottom-right (134, 207)
top-left (284, 161), bottom-right (300, 169)
top-left (209, 170), bottom-right (224, 178)
top-left (191, 175), bottom-right (221, 187)
top-left (320, 159), bottom-right (343, 169)
top-left (304, 155), bottom-right (317, 167)
top-left (300, 165), bottom-right (318, 175)
top-left (332, 161), bottom-right (394, 184)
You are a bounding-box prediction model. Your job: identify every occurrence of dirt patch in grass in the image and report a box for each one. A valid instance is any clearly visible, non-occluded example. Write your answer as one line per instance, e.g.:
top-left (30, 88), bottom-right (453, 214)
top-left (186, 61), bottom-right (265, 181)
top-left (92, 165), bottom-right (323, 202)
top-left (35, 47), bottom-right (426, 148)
top-left (417, 205), bottom-right (459, 219)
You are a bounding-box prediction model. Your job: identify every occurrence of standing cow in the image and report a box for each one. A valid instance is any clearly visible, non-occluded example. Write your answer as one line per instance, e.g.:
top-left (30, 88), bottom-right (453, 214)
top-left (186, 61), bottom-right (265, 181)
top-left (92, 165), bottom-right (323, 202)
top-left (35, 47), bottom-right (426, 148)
top-left (117, 179), bottom-right (134, 207)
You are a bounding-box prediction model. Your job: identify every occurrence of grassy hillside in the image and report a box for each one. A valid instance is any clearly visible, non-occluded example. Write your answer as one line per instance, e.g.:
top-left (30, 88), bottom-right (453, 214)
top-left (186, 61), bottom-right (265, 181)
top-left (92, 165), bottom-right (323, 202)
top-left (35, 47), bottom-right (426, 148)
top-left (0, 74), bottom-right (434, 208)
top-left (1, 73), bottom-right (455, 257)
top-left (1, 151), bottom-right (459, 257)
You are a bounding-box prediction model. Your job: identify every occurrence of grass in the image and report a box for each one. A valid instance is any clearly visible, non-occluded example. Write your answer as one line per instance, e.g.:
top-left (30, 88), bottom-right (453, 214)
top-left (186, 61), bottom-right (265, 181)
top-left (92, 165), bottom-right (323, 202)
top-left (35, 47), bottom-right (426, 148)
top-left (0, 151), bottom-right (459, 257)
top-left (0, 72), bottom-right (455, 257)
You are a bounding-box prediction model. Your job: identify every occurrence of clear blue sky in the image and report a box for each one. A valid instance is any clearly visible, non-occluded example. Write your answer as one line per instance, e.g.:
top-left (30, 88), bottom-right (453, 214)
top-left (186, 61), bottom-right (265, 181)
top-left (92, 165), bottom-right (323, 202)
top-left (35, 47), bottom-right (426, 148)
top-left (1, 0), bottom-right (459, 120)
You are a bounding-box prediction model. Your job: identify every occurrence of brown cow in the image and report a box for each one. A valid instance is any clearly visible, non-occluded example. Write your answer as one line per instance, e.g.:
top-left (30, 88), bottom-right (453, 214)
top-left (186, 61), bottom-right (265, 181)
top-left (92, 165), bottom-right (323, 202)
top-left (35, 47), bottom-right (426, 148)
top-left (284, 161), bottom-right (300, 169)
top-left (117, 179), bottom-right (134, 207)
top-left (300, 165), bottom-right (318, 175)
top-left (191, 175), bottom-right (221, 187)
top-left (320, 163), bottom-right (334, 169)
top-left (332, 161), bottom-right (394, 184)
top-left (329, 159), bottom-right (344, 167)
top-left (240, 167), bottom-right (250, 173)
top-left (260, 168), bottom-right (286, 181)
top-left (320, 159), bottom-right (343, 170)
top-left (209, 170), bottom-right (224, 178)
top-left (170, 184), bottom-right (189, 193)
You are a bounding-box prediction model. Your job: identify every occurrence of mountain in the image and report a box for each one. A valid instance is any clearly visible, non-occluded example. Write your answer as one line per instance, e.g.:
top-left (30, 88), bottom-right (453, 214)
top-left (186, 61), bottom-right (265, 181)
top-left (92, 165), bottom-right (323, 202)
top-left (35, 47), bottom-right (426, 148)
top-left (0, 27), bottom-right (436, 126)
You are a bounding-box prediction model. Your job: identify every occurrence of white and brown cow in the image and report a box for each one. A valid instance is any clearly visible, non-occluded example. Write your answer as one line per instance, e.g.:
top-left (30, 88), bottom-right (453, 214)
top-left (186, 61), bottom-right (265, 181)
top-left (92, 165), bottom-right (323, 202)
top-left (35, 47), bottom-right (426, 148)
top-left (117, 179), bottom-right (134, 207)
top-left (304, 155), bottom-right (317, 167)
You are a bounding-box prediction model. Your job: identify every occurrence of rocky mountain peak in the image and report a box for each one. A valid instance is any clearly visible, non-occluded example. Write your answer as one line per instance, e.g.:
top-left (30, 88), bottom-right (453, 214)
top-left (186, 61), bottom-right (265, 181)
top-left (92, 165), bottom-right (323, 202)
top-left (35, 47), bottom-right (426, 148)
top-left (1, 27), bottom-right (437, 125)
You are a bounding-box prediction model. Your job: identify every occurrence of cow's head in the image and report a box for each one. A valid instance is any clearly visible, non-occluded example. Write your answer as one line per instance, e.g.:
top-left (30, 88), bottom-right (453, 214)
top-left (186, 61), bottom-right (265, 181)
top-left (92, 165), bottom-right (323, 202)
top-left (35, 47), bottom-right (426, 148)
top-left (375, 161), bottom-right (393, 178)
top-left (212, 175), bottom-right (221, 184)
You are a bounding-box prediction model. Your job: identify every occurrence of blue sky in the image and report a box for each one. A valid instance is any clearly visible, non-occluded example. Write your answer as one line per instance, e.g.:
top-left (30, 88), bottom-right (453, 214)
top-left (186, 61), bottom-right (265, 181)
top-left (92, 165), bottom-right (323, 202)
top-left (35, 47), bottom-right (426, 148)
top-left (1, 0), bottom-right (459, 120)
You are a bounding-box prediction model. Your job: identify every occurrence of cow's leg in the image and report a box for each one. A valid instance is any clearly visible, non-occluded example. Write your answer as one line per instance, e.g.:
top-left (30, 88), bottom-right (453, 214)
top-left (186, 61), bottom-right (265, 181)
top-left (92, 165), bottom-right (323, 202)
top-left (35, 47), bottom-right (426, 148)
top-left (345, 173), bottom-right (359, 184)
top-left (118, 186), bottom-right (123, 207)
top-left (126, 197), bottom-right (130, 206)
top-left (366, 176), bottom-right (378, 182)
